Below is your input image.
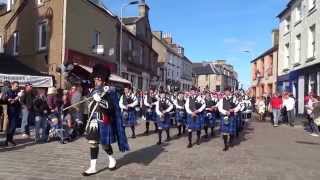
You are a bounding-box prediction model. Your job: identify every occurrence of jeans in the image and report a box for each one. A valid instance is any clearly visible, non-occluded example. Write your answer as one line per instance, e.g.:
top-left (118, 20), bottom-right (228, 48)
top-left (21, 106), bottom-right (30, 135)
top-left (35, 115), bottom-right (48, 142)
top-left (7, 107), bottom-right (20, 141)
top-left (287, 110), bottom-right (295, 126)
top-left (272, 109), bottom-right (281, 126)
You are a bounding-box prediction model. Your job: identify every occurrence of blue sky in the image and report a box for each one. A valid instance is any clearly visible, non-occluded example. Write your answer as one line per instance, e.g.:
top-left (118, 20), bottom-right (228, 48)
top-left (103, 0), bottom-right (289, 88)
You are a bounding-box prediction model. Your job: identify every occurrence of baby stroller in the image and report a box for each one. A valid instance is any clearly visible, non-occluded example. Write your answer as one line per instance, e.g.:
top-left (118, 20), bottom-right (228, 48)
top-left (47, 112), bottom-right (71, 144)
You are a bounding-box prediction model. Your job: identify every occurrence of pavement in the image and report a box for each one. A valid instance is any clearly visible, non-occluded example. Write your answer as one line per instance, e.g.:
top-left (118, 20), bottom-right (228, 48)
top-left (0, 120), bottom-right (320, 180)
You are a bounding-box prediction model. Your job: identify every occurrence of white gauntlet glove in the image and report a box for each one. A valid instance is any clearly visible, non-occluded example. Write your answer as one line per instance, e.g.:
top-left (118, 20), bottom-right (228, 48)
top-left (93, 93), bottom-right (102, 102)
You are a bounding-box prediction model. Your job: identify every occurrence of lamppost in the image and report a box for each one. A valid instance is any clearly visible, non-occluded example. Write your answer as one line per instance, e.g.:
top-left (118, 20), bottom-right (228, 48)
top-left (119, 1), bottom-right (139, 76)
top-left (242, 49), bottom-right (255, 90)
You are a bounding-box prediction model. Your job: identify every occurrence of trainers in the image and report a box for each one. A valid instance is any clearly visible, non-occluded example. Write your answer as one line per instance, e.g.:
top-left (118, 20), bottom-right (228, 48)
top-left (310, 133), bottom-right (319, 137)
top-left (22, 134), bottom-right (29, 138)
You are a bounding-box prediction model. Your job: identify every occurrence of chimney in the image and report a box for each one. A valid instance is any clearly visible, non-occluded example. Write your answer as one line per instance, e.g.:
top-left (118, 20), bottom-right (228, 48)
top-left (272, 29), bottom-right (279, 46)
top-left (153, 31), bottom-right (163, 40)
top-left (139, 0), bottom-right (149, 17)
top-left (163, 32), bottom-right (172, 45)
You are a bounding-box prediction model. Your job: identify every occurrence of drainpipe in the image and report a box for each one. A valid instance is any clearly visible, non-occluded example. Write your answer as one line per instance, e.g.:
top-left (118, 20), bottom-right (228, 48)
top-left (60, 0), bottom-right (67, 88)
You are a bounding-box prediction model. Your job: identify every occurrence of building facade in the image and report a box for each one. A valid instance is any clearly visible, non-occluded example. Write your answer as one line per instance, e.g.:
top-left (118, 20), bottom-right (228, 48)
top-left (192, 60), bottom-right (238, 91)
top-left (121, 0), bottom-right (158, 91)
top-left (152, 31), bottom-right (192, 91)
top-left (251, 30), bottom-right (279, 98)
top-left (277, 0), bottom-right (320, 114)
top-left (0, 0), bottom-right (158, 90)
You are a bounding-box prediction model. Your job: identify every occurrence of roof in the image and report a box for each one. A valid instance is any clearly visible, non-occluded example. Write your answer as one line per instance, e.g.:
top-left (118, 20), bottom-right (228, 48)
top-left (277, 0), bottom-right (295, 18)
top-left (251, 45), bottom-right (278, 63)
top-left (87, 0), bottom-right (116, 19)
top-left (0, 55), bottom-right (47, 76)
top-left (152, 34), bottom-right (183, 58)
top-left (122, 17), bottom-right (142, 25)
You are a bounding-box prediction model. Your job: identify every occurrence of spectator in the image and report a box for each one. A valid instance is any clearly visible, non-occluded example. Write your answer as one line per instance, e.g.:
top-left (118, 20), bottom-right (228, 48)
top-left (5, 81), bottom-right (21, 146)
top-left (20, 83), bottom-right (35, 138)
top-left (256, 96), bottom-right (265, 121)
top-left (305, 93), bottom-right (320, 137)
top-left (0, 81), bottom-right (10, 133)
top-left (47, 87), bottom-right (59, 113)
top-left (270, 92), bottom-right (283, 127)
top-left (282, 92), bottom-right (296, 127)
top-left (69, 85), bottom-right (84, 136)
top-left (33, 88), bottom-right (50, 143)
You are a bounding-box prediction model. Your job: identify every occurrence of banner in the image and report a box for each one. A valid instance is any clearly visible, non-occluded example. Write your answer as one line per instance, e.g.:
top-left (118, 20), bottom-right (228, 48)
top-left (0, 73), bottom-right (53, 87)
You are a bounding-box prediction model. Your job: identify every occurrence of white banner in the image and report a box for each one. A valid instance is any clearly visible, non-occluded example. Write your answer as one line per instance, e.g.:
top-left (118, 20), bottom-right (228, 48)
top-left (0, 73), bottom-right (53, 87)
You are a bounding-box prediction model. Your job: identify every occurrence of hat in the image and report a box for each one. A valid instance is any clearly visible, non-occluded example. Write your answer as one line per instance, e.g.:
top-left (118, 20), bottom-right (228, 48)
top-left (47, 87), bottom-right (57, 95)
top-left (91, 64), bottom-right (111, 81)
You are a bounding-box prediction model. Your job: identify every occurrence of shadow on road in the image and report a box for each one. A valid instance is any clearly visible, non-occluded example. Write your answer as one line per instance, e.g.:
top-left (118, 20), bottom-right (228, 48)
top-left (232, 122), bottom-right (255, 147)
top-left (0, 138), bottom-right (36, 152)
top-left (296, 141), bottom-right (320, 146)
top-left (116, 143), bottom-right (168, 169)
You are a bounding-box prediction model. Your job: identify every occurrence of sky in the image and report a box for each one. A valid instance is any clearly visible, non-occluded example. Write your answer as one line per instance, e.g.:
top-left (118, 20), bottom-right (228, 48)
top-left (103, 0), bottom-right (289, 88)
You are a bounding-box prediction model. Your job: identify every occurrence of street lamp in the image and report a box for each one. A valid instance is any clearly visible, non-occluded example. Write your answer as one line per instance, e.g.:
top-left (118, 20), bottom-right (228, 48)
top-left (119, 1), bottom-right (139, 76)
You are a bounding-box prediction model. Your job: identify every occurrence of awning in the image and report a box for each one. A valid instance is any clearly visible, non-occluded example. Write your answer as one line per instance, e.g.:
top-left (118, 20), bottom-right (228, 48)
top-left (0, 55), bottom-right (53, 87)
top-left (75, 64), bottom-right (131, 85)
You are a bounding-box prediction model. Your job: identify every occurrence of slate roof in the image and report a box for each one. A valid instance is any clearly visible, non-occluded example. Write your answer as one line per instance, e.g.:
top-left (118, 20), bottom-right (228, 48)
top-left (122, 17), bottom-right (142, 25)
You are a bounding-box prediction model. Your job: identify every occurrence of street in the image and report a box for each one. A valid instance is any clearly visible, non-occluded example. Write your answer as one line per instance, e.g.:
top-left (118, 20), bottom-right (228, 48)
top-left (0, 121), bottom-right (320, 180)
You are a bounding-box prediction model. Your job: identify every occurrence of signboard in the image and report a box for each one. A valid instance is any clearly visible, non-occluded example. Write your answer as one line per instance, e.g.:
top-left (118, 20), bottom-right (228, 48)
top-left (0, 73), bottom-right (53, 87)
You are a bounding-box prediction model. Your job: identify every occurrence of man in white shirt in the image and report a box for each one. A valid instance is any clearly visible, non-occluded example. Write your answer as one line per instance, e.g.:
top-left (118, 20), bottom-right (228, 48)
top-left (282, 92), bottom-right (295, 127)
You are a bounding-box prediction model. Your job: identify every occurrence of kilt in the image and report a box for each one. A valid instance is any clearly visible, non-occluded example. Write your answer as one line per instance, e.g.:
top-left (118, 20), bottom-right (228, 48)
top-left (145, 108), bottom-right (156, 122)
top-left (220, 115), bottom-right (236, 135)
top-left (85, 119), bottom-right (116, 145)
top-left (204, 111), bottom-right (216, 128)
top-left (175, 109), bottom-right (186, 125)
top-left (156, 113), bottom-right (171, 129)
top-left (122, 109), bottom-right (137, 127)
top-left (186, 113), bottom-right (204, 131)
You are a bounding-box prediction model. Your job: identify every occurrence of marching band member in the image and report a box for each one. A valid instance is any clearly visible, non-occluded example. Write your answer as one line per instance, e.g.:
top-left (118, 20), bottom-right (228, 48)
top-left (185, 88), bottom-right (206, 148)
top-left (82, 64), bottom-right (129, 176)
top-left (203, 92), bottom-right (218, 138)
top-left (217, 87), bottom-right (241, 151)
top-left (119, 86), bottom-right (138, 139)
top-left (143, 89), bottom-right (158, 134)
top-left (155, 90), bottom-right (174, 145)
top-left (173, 91), bottom-right (187, 136)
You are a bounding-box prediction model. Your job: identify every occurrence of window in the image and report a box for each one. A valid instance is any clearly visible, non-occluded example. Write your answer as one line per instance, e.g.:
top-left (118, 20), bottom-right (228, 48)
top-left (13, 31), bottom-right (19, 56)
top-left (284, 16), bottom-right (291, 33)
top-left (37, 0), bottom-right (44, 6)
top-left (308, 25), bottom-right (316, 58)
top-left (7, 0), bottom-right (14, 11)
top-left (284, 43), bottom-right (290, 68)
top-left (295, 3), bottom-right (302, 22)
top-left (38, 21), bottom-right (48, 50)
top-left (128, 38), bottom-right (133, 51)
top-left (295, 34), bottom-right (301, 63)
top-left (139, 46), bottom-right (143, 64)
top-left (0, 36), bottom-right (3, 53)
top-left (309, 0), bottom-right (316, 10)
top-left (93, 31), bottom-right (100, 47)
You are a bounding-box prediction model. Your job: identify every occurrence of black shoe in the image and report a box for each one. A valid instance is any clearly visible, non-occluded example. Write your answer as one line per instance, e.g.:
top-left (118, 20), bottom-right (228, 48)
top-left (132, 135), bottom-right (136, 139)
top-left (177, 132), bottom-right (181, 137)
top-left (9, 140), bottom-right (16, 146)
top-left (204, 134), bottom-right (209, 139)
top-left (144, 131), bottom-right (149, 135)
top-left (165, 137), bottom-right (171, 142)
top-left (211, 132), bottom-right (215, 137)
top-left (196, 140), bottom-right (200, 145)
top-left (60, 140), bottom-right (65, 144)
top-left (1, 141), bottom-right (8, 147)
top-left (157, 141), bottom-right (162, 145)
top-left (108, 166), bottom-right (117, 171)
top-left (81, 172), bottom-right (97, 176)
top-left (223, 146), bottom-right (229, 151)
top-left (187, 143), bottom-right (192, 148)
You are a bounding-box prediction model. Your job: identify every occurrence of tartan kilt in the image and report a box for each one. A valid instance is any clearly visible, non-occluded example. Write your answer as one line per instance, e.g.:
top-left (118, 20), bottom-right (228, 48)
top-left (186, 113), bottom-right (204, 131)
top-left (85, 119), bottom-right (116, 145)
top-left (220, 115), bottom-right (236, 134)
top-left (204, 111), bottom-right (216, 128)
top-left (156, 113), bottom-right (171, 129)
top-left (122, 109), bottom-right (137, 127)
top-left (175, 110), bottom-right (186, 125)
top-left (145, 108), bottom-right (156, 122)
